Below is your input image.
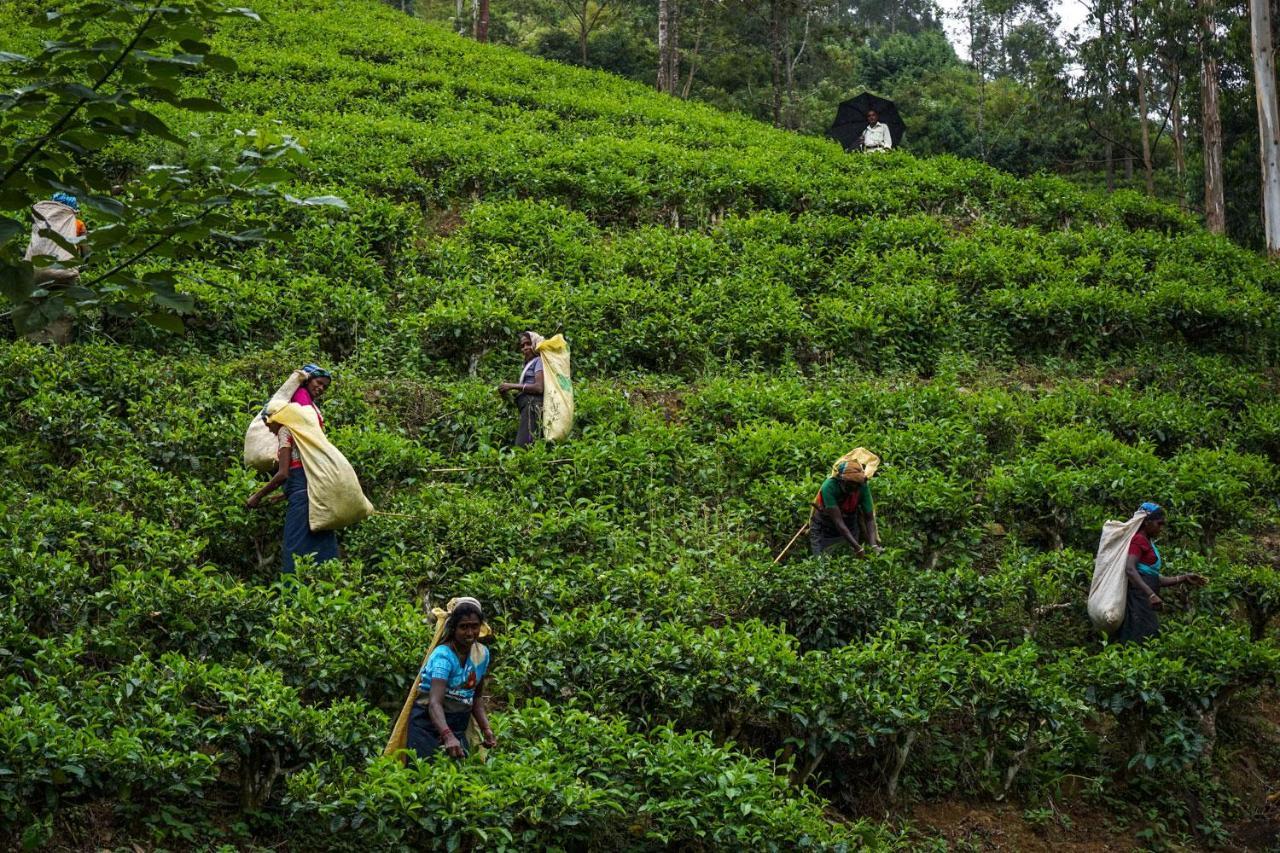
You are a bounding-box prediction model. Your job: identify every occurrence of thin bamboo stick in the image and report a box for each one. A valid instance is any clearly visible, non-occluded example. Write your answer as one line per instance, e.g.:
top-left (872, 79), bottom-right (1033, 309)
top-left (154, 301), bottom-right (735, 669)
top-left (773, 522), bottom-right (810, 564)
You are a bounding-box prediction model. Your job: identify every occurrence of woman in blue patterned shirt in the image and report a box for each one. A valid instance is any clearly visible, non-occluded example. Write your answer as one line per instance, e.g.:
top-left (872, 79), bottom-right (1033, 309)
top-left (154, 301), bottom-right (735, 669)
top-left (407, 598), bottom-right (497, 759)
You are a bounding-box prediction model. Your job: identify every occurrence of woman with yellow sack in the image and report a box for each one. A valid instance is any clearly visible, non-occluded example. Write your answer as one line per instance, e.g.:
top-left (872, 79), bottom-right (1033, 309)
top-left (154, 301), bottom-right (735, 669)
top-left (497, 330), bottom-right (573, 446)
top-left (244, 364), bottom-right (374, 573)
top-left (385, 598), bottom-right (496, 761)
top-left (497, 331), bottom-right (544, 447)
top-left (809, 450), bottom-right (884, 557)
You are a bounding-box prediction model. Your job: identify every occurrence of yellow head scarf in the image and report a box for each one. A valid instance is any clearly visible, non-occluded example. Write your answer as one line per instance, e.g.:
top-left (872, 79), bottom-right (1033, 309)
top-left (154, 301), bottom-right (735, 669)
top-left (829, 447), bottom-right (880, 480)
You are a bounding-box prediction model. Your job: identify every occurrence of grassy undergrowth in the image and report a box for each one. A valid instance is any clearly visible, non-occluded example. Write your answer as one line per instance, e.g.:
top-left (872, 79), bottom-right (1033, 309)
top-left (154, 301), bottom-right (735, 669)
top-left (3, 0), bottom-right (1280, 849)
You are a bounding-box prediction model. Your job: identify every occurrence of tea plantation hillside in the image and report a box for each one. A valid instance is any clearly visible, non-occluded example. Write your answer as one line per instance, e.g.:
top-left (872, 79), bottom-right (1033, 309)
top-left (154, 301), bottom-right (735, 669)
top-left (4, 0), bottom-right (1280, 849)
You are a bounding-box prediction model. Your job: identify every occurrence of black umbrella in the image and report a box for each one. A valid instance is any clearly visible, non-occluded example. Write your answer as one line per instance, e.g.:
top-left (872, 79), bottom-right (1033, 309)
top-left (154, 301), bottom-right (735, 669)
top-left (828, 92), bottom-right (906, 152)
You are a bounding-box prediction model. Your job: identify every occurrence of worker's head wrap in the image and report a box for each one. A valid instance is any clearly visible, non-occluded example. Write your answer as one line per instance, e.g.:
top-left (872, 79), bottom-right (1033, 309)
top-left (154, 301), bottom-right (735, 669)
top-left (52, 192), bottom-right (79, 211)
top-left (835, 459), bottom-right (868, 485)
top-left (430, 596), bottom-right (493, 666)
top-left (522, 331), bottom-right (545, 349)
top-left (1139, 501), bottom-right (1166, 521)
top-left (829, 447), bottom-right (880, 480)
top-left (293, 364), bottom-right (332, 407)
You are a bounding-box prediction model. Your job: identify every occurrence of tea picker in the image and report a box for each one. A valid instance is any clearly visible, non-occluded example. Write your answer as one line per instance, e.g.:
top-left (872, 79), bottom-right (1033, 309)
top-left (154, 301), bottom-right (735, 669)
top-left (385, 597), bottom-right (497, 762)
top-left (775, 448), bottom-right (884, 562)
top-left (496, 330), bottom-right (574, 447)
top-left (1087, 502), bottom-right (1206, 644)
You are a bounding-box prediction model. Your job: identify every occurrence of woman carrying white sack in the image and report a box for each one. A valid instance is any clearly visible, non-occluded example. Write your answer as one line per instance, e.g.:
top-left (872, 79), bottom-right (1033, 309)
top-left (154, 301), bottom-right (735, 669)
top-left (245, 365), bottom-right (372, 574)
top-left (1090, 502), bottom-right (1206, 644)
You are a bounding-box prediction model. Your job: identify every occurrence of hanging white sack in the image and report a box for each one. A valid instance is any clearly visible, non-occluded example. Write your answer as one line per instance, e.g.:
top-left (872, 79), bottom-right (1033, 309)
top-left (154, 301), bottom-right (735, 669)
top-left (243, 370), bottom-right (304, 472)
top-left (24, 200), bottom-right (81, 283)
top-left (1087, 510), bottom-right (1148, 633)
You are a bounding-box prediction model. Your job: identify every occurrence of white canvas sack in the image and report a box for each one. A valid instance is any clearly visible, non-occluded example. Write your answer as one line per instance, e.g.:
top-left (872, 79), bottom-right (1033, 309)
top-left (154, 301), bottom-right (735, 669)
top-left (243, 371), bottom-right (304, 472)
top-left (1087, 510), bottom-right (1147, 633)
top-left (24, 200), bottom-right (81, 283)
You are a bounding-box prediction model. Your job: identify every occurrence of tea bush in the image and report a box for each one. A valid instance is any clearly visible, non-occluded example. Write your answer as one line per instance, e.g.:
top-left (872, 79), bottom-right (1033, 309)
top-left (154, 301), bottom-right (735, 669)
top-left (2, 0), bottom-right (1280, 846)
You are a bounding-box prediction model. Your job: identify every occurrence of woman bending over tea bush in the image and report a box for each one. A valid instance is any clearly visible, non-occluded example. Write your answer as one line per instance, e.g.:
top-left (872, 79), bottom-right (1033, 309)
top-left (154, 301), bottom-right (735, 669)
top-left (810, 458), bottom-right (883, 556)
top-left (1115, 502), bottom-right (1207, 643)
top-left (497, 331), bottom-right (545, 447)
top-left (246, 366), bottom-right (338, 573)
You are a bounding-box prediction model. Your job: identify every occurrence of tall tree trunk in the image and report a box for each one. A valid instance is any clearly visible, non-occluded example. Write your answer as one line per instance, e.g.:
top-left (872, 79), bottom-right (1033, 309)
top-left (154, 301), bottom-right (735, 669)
top-left (670, 0), bottom-right (680, 94)
top-left (784, 40), bottom-right (795, 129)
top-left (1101, 6), bottom-right (1115, 192)
top-left (1136, 62), bottom-right (1155, 195)
top-left (1200, 0), bottom-right (1227, 233)
top-left (784, 7), bottom-right (811, 130)
top-left (1251, 0), bottom-right (1280, 255)
top-left (475, 0), bottom-right (489, 42)
top-left (681, 25), bottom-right (703, 99)
top-left (969, 6), bottom-right (987, 161)
top-left (455, 0), bottom-right (465, 33)
top-left (769, 0), bottom-right (784, 126)
top-left (1132, 3), bottom-right (1155, 196)
top-left (657, 0), bottom-right (669, 92)
top-left (1171, 63), bottom-right (1187, 208)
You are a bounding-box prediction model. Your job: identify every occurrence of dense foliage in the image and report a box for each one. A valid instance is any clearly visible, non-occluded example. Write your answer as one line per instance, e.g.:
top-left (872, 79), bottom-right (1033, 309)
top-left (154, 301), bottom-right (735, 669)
top-left (2, 0), bottom-right (1279, 849)
top-left (413, 0), bottom-right (1276, 252)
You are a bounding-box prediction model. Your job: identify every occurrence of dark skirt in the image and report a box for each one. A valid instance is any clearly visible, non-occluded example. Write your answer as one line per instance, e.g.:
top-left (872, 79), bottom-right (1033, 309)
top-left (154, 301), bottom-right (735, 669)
top-left (1114, 574), bottom-right (1161, 644)
top-left (406, 704), bottom-right (472, 760)
top-left (515, 392), bottom-right (542, 447)
top-left (282, 467), bottom-right (339, 574)
top-left (809, 509), bottom-right (862, 556)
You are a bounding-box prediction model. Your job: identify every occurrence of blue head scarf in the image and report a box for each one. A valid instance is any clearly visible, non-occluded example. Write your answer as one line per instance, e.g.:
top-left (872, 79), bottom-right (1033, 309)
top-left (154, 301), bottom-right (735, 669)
top-left (1139, 501), bottom-right (1165, 519)
top-left (51, 192), bottom-right (79, 211)
top-left (302, 363), bottom-right (332, 380)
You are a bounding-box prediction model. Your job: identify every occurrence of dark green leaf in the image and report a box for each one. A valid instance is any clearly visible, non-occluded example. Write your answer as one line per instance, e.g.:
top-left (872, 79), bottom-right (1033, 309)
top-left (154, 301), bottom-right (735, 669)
top-left (0, 263), bottom-right (35, 302)
top-left (150, 289), bottom-right (195, 314)
top-left (201, 53), bottom-right (238, 72)
top-left (223, 8), bottom-right (263, 22)
top-left (0, 217), bottom-right (24, 247)
top-left (144, 311), bottom-right (184, 333)
top-left (80, 195), bottom-right (125, 218)
top-left (294, 195), bottom-right (348, 209)
top-left (12, 295), bottom-right (66, 334)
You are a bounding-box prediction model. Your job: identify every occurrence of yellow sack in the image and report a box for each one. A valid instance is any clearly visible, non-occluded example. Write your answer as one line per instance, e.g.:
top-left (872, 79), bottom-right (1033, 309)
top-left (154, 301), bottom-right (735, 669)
top-left (244, 371), bottom-right (304, 472)
top-left (266, 402), bottom-right (373, 531)
top-left (830, 447), bottom-right (880, 480)
top-left (384, 600), bottom-right (493, 763)
top-left (536, 334), bottom-right (574, 442)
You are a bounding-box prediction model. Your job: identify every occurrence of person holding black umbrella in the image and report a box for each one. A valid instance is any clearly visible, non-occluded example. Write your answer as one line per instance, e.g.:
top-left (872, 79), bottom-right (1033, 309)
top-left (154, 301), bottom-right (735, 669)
top-left (828, 92), bottom-right (905, 153)
top-left (862, 109), bottom-right (893, 152)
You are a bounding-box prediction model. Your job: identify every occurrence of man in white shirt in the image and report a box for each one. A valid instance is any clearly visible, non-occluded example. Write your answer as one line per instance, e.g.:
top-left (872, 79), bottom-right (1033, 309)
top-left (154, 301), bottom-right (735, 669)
top-left (861, 109), bottom-right (892, 152)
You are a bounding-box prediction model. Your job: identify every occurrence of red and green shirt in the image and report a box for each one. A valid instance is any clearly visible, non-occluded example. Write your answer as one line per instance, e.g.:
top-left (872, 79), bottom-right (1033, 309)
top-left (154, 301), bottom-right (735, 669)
top-left (814, 477), bottom-right (873, 515)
